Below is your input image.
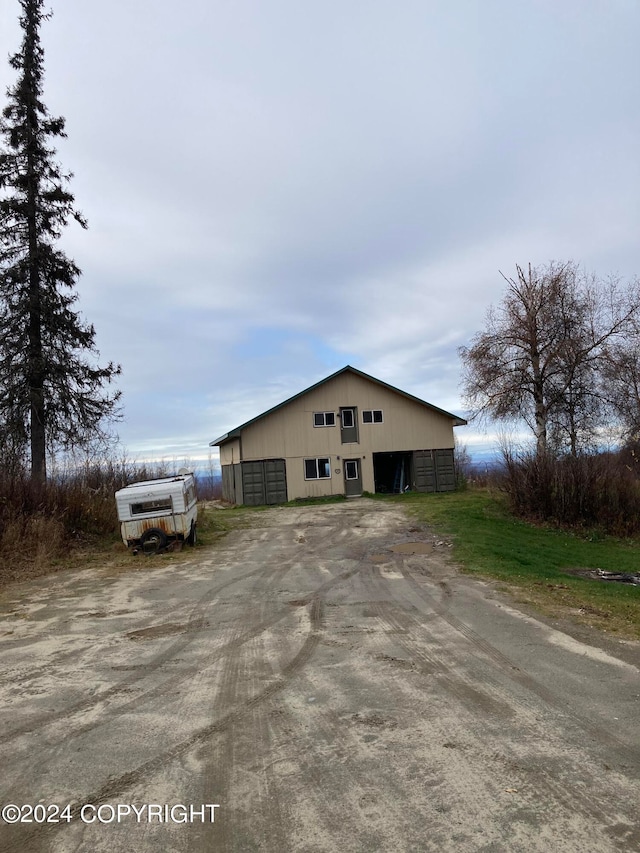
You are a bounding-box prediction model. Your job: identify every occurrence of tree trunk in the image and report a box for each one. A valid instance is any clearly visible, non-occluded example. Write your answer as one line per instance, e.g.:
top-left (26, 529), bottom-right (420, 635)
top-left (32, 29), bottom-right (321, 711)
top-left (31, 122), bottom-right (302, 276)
top-left (24, 23), bottom-right (46, 486)
top-left (28, 251), bottom-right (47, 485)
top-left (530, 345), bottom-right (547, 456)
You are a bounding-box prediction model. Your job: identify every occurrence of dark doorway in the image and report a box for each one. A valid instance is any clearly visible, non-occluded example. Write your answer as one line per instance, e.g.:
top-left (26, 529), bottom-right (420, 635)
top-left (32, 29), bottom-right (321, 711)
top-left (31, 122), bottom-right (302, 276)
top-left (373, 452), bottom-right (412, 494)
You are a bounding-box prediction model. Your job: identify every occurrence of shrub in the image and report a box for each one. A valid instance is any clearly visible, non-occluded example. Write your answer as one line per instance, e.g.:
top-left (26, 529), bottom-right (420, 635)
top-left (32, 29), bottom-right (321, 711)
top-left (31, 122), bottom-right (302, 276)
top-left (499, 447), bottom-right (640, 536)
top-left (0, 458), bottom-right (175, 583)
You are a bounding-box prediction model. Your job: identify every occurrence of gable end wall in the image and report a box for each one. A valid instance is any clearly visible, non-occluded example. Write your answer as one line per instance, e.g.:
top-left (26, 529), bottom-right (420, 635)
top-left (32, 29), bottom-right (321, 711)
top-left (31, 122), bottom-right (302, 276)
top-left (219, 373), bottom-right (459, 501)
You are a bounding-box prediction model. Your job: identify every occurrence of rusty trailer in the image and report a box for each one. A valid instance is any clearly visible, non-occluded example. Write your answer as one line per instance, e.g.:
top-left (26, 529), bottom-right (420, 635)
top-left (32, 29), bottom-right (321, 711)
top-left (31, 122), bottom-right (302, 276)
top-left (114, 472), bottom-right (198, 553)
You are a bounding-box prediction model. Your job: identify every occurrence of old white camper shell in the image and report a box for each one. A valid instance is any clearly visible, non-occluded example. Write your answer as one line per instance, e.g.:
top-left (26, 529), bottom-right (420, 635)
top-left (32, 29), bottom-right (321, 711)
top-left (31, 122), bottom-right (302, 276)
top-left (115, 472), bottom-right (198, 552)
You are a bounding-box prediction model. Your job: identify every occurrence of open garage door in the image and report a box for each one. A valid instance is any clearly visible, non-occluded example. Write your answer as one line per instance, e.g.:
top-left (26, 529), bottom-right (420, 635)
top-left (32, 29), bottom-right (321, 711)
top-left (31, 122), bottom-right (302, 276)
top-left (373, 451), bottom-right (412, 493)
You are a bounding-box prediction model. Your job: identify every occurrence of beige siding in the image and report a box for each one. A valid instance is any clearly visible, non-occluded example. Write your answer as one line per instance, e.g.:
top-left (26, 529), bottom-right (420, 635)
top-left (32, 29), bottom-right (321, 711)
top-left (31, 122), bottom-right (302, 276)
top-left (216, 372), bottom-right (462, 502)
top-left (219, 439), bottom-right (241, 466)
top-left (284, 454), bottom-right (375, 501)
top-left (219, 372), bottom-right (459, 501)
top-left (239, 372), bottom-right (456, 461)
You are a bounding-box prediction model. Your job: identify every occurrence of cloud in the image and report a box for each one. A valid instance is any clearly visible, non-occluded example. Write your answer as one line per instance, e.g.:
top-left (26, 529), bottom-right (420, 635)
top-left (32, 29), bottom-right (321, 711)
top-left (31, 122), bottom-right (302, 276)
top-left (0, 0), bottom-right (638, 464)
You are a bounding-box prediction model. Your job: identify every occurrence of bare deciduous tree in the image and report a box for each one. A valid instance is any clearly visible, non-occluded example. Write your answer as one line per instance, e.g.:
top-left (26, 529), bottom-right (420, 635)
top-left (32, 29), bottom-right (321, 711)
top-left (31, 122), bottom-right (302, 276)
top-left (601, 341), bottom-right (640, 444)
top-left (459, 261), bottom-right (640, 456)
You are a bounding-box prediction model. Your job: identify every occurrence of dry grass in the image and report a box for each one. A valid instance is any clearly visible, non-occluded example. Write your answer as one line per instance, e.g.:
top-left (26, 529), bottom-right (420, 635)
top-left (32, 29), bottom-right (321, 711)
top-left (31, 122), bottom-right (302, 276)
top-left (1, 513), bottom-right (66, 580)
top-left (0, 460), bottom-right (175, 587)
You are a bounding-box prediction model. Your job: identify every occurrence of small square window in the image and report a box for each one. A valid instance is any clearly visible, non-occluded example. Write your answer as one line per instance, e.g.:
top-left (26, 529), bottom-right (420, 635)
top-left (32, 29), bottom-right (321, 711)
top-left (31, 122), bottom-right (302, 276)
top-left (362, 409), bottom-right (383, 424)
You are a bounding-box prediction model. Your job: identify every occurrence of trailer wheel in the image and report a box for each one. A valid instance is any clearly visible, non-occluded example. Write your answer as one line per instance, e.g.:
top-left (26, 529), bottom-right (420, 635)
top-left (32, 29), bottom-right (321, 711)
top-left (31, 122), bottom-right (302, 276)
top-left (187, 521), bottom-right (197, 546)
top-left (140, 528), bottom-right (168, 553)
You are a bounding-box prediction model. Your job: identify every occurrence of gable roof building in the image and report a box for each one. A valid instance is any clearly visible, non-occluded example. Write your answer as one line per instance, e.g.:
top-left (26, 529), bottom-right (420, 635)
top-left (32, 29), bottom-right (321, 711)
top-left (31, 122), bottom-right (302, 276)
top-left (210, 365), bottom-right (466, 505)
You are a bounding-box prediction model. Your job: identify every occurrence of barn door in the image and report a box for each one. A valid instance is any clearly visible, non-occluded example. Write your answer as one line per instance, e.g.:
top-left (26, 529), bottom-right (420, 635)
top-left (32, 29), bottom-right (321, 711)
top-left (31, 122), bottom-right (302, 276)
top-left (264, 459), bottom-right (287, 504)
top-left (241, 460), bottom-right (287, 505)
top-left (242, 461), bottom-right (266, 506)
top-left (413, 449), bottom-right (455, 493)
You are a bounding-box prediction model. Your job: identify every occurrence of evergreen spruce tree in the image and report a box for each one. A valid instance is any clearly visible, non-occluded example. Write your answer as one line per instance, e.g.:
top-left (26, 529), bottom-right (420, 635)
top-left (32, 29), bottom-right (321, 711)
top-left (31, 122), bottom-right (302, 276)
top-left (0, 0), bottom-right (120, 483)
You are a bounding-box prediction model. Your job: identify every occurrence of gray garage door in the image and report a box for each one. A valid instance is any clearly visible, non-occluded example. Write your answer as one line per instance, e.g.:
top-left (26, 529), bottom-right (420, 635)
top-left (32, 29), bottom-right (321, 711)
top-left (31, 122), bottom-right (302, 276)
top-left (242, 459), bottom-right (287, 506)
top-left (413, 448), bottom-right (455, 493)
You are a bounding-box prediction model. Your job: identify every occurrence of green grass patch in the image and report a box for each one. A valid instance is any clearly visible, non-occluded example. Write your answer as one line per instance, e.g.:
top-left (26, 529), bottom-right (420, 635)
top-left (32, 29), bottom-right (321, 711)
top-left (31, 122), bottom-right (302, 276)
top-left (284, 494), bottom-right (347, 507)
top-left (373, 489), bottom-right (640, 640)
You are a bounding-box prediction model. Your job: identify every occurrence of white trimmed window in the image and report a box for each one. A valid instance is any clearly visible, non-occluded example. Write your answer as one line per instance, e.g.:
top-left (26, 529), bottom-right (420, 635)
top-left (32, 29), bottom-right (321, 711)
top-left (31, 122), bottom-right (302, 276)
top-left (313, 411), bottom-right (336, 427)
top-left (304, 458), bottom-right (331, 479)
top-left (341, 409), bottom-right (355, 428)
top-left (345, 460), bottom-right (359, 480)
top-left (362, 409), bottom-right (383, 424)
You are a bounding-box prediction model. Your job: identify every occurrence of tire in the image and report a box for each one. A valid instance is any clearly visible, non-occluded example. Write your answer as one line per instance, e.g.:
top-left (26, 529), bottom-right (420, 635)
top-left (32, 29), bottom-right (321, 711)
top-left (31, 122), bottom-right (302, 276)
top-left (139, 528), bottom-right (168, 553)
top-left (187, 521), bottom-right (197, 546)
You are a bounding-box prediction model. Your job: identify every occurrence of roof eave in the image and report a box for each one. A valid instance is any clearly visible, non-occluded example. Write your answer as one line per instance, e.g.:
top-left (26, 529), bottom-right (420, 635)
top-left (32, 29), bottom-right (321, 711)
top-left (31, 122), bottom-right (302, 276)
top-left (210, 429), bottom-right (242, 447)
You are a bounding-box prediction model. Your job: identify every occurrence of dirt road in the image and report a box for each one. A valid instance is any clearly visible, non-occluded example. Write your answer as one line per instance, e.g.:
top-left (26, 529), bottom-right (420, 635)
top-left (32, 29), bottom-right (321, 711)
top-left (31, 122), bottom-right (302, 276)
top-left (1, 499), bottom-right (639, 852)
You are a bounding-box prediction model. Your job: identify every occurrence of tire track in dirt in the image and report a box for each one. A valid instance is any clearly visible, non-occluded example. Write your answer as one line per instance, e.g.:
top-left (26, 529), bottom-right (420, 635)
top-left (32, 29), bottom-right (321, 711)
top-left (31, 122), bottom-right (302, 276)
top-left (0, 557), bottom-right (300, 818)
top-left (3, 502), bottom-right (638, 852)
top-left (258, 702), bottom-right (378, 850)
top-left (397, 557), bottom-right (640, 767)
top-left (0, 532), bottom-right (267, 687)
top-left (0, 547), bottom-right (304, 817)
top-left (365, 552), bottom-right (640, 842)
top-left (2, 551), bottom-right (362, 761)
top-left (0, 589), bottom-right (330, 851)
top-left (280, 584), bottom-right (634, 853)
top-left (227, 578), bottom-right (393, 851)
top-left (467, 735), bottom-right (640, 851)
top-left (0, 563), bottom-right (275, 745)
top-left (363, 563), bottom-right (515, 720)
top-left (195, 554), bottom-right (296, 852)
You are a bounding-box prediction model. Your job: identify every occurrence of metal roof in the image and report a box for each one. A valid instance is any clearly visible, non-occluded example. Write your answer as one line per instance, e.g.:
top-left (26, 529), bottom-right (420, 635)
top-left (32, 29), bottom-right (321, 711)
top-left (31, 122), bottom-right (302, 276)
top-left (210, 365), bottom-right (467, 446)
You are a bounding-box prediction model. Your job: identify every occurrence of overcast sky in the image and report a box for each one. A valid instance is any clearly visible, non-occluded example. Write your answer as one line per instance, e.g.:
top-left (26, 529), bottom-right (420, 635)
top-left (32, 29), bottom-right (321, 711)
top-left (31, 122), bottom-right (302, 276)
top-left (1, 0), bottom-right (638, 466)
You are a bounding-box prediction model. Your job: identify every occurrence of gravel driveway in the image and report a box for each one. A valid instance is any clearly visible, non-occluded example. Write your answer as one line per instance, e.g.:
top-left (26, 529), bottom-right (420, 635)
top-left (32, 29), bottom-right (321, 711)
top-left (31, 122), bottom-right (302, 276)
top-left (0, 498), bottom-right (639, 852)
